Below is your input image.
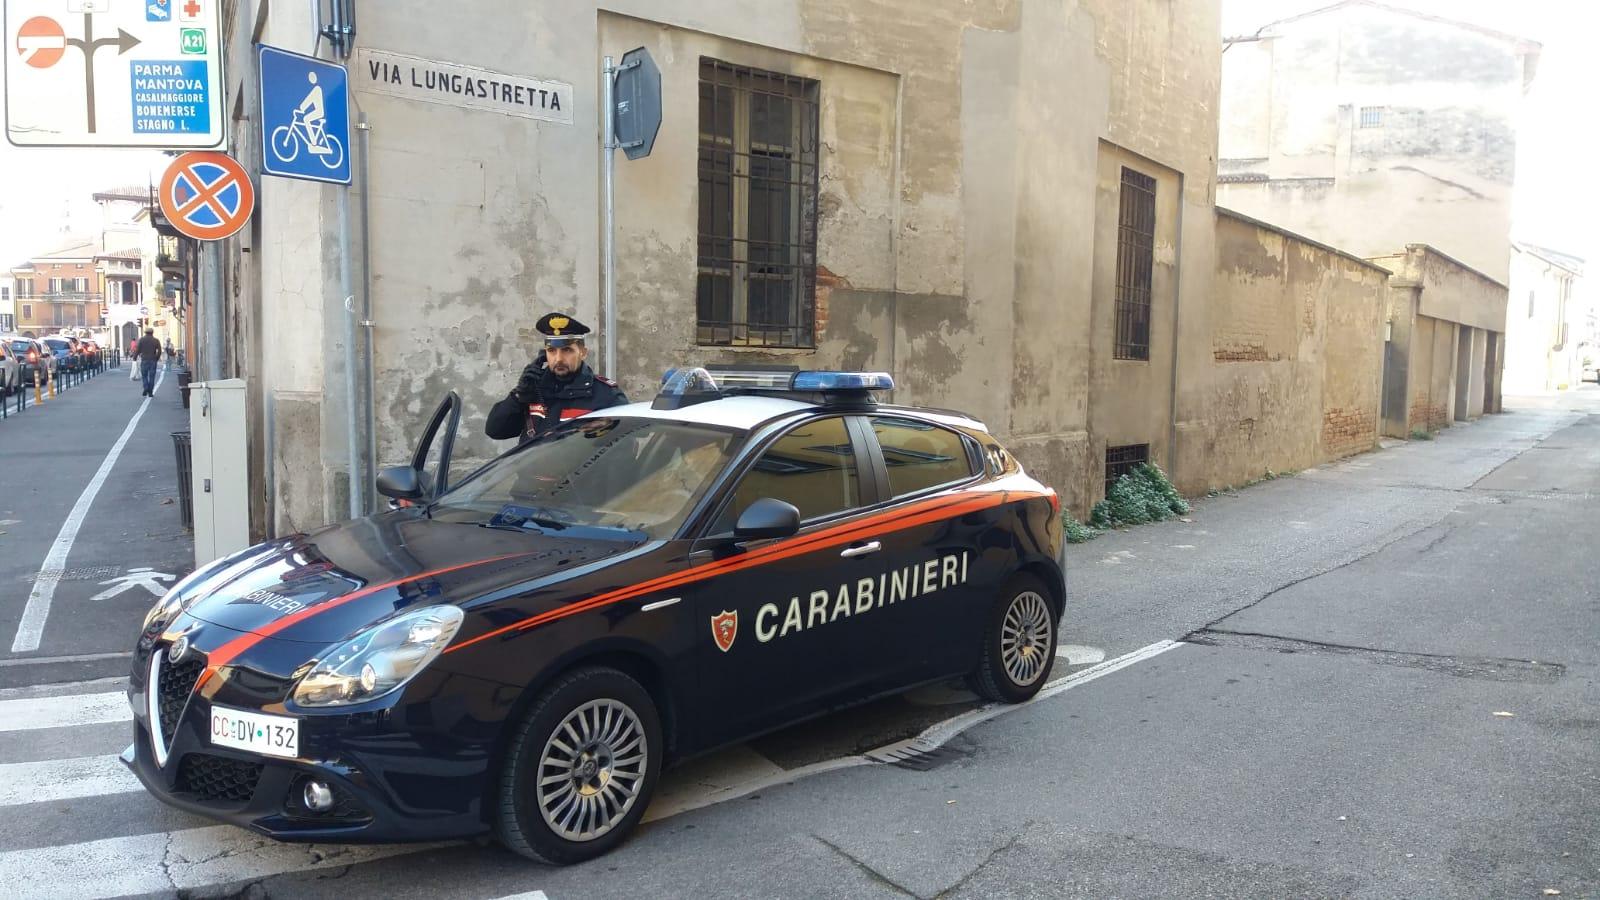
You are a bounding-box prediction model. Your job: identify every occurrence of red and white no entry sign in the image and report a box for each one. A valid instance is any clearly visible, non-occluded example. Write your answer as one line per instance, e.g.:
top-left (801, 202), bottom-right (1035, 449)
top-left (15, 16), bottom-right (65, 69)
top-left (158, 152), bottom-right (255, 241)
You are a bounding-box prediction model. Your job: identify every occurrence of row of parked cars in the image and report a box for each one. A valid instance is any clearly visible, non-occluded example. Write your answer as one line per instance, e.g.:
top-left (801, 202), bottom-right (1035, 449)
top-left (0, 334), bottom-right (104, 396)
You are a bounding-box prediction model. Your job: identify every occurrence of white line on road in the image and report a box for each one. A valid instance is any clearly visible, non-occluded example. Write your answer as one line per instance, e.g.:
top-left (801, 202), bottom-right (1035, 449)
top-left (0, 826), bottom-right (445, 900)
top-left (0, 754), bottom-right (141, 806)
top-left (0, 691), bottom-right (129, 732)
top-left (11, 367), bottom-right (166, 653)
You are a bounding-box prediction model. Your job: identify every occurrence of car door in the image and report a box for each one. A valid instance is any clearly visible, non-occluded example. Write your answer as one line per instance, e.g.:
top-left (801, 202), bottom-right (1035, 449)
top-left (850, 414), bottom-right (999, 688)
top-left (680, 414), bottom-right (889, 748)
top-left (378, 392), bottom-right (462, 508)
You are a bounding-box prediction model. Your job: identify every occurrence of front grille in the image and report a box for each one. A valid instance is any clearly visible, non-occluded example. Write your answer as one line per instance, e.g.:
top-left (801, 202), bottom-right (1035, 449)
top-left (176, 753), bottom-right (264, 803)
top-left (158, 656), bottom-right (204, 738)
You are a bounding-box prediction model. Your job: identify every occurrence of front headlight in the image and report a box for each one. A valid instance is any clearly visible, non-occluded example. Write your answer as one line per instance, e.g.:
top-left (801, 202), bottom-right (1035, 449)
top-left (292, 605), bottom-right (464, 708)
top-left (143, 565), bottom-right (219, 630)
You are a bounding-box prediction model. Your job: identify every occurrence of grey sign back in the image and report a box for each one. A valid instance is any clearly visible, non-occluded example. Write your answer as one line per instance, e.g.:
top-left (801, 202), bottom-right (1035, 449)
top-left (614, 46), bottom-right (661, 160)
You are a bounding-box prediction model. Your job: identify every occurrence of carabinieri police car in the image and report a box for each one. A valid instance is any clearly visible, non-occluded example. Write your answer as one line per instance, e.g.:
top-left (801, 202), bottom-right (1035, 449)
top-left (125, 368), bottom-right (1064, 864)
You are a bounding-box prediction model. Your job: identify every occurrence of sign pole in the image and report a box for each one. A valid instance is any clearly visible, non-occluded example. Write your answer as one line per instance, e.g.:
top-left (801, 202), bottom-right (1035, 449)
top-left (202, 241), bottom-right (223, 380)
top-left (601, 55), bottom-right (617, 380)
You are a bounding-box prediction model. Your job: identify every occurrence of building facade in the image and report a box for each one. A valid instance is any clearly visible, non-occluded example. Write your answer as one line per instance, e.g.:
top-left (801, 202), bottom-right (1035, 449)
top-left (9, 240), bottom-right (102, 336)
top-left (1503, 243), bottom-right (1584, 393)
top-left (219, 0), bottom-right (1225, 535)
top-left (1216, 0), bottom-right (1539, 284)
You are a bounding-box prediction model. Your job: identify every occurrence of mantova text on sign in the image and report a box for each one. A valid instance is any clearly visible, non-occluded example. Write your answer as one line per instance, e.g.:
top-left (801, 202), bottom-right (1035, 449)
top-left (3, 0), bottom-right (224, 147)
top-left (353, 48), bottom-right (572, 125)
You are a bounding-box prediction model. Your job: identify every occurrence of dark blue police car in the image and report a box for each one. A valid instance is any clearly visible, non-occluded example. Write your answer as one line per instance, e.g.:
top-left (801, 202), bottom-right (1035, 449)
top-left (125, 368), bottom-right (1064, 864)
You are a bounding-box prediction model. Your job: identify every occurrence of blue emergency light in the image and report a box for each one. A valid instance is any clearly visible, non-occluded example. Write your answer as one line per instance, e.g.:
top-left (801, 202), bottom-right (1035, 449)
top-left (653, 367), bottom-right (895, 409)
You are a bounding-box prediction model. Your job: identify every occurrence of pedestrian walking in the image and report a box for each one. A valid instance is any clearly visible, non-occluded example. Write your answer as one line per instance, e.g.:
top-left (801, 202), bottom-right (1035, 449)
top-left (485, 313), bottom-right (627, 445)
top-left (164, 340), bottom-right (175, 370)
top-left (135, 328), bottom-right (162, 398)
top-left (129, 338), bottom-right (141, 382)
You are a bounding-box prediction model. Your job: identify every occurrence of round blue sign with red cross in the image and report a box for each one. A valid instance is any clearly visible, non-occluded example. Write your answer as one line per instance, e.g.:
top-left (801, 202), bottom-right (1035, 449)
top-left (158, 152), bottom-right (256, 241)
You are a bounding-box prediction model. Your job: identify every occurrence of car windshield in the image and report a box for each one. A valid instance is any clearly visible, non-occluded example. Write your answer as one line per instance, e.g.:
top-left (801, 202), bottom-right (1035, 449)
top-left (430, 418), bottom-right (739, 540)
top-left (44, 339), bottom-right (67, 350)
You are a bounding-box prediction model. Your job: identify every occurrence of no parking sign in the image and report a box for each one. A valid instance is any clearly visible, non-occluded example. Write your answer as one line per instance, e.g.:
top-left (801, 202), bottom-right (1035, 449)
top-left (158, 151), bottom-right (254, 240)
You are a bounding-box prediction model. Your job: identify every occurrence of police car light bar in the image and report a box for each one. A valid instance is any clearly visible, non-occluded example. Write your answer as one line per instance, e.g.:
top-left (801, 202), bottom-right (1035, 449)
top-left (653, 367), bottom-right (895, 410)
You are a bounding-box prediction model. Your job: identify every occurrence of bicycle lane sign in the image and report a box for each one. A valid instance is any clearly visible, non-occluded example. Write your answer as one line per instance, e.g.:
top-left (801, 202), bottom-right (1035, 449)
top-left (258, 44), bottom-right (350, 184)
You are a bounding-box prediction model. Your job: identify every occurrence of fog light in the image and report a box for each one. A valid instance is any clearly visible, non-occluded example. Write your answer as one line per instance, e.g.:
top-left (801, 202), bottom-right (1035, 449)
top-left (302, 779), bottom-right (334, 812)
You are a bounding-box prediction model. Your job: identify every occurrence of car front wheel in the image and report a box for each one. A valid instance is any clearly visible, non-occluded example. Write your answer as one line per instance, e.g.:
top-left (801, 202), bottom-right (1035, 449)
top-left (969, 574), bottom-right (1058, 703)
top-left (495, 666), bottom-right (662, 865)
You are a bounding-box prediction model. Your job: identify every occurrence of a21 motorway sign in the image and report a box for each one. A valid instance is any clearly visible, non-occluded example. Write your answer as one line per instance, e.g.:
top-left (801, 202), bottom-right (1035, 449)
top-left (4, 0), bottom-right (225, 147)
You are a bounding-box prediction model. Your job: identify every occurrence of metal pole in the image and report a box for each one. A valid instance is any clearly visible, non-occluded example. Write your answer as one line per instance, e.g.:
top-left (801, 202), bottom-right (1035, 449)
top-left (357, 112), bottom-right (376, 513)
top-left (338, 187), bottom-right (363, 519)
top-left (601, 55), bottom-right (617, 379)
top-left (202, 241), bottom-right (224, 380)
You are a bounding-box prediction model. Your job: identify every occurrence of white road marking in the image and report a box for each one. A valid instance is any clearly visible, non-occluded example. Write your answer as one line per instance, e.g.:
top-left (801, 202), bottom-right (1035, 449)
top-left (0, 826), bottom-right (444, 900)
top-left (1056, 644), bottom-right (1107, 665)
top-left (11, 367), bottom-right (166, 652)
top-left (0, 754), bottom-right (141, 806)
top-left (0, 691), bottom-right (130, 732)
top-left (490, 892), bottom-right (551, 900)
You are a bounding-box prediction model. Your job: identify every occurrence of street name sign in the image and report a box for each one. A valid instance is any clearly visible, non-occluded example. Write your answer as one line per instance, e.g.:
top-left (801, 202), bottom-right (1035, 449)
top-left (258, 44), bottom-right (350, 184)
top-left (3, 0), bottom-right (225, 147)
top-left (353, 47), bottom-right (573, 125)
top-left (158, 151), bottom-right (254, 241)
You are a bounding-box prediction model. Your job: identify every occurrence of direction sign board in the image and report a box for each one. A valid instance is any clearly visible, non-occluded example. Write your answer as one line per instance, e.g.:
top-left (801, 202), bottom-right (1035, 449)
top-left (3, 0), bottom-right (224, 147)
top-left (258, 45), bottom-right (350, 184)
top-left (614, 46), bottom-right (660, 161)
top-left (158, 152), bottom-right (255, 241)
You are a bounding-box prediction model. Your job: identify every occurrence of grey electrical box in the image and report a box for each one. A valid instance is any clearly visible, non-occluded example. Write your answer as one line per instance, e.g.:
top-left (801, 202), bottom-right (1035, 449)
top-left (614, 47), bottom-right (661, 161)
top-left (189, 379), bottom-right (251, 567)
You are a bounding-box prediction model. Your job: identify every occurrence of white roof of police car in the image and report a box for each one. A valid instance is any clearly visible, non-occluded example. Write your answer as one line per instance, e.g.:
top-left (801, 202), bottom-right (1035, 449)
top-left (581, 396), bottom-right (989, 433)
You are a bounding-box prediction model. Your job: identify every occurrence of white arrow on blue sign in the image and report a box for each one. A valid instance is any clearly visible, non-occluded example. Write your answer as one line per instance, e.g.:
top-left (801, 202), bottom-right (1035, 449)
top-left (257, 44), bottom-right (351, 184)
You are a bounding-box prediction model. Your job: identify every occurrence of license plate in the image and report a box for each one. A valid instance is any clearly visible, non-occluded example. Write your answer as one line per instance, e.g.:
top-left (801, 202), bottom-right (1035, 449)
top-left (209, 705), bottom-right (299, 759)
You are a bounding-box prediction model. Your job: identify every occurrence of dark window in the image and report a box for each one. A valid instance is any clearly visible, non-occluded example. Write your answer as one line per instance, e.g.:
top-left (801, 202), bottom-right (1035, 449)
top-left (21, 304), bottom-right (32, 319)
top-left (1114, 167), bottom-right (1155, 361)
top-left (870, 416), bottom-right (975, 498)
top-left (697, 59), bottom-right (820, 348)
top-left (16, 278), bottom-right (33, 298)
top-left (1104, 443), bottom-right (1150, 494)
top-left (1359, 106), bottom-right (1384, 128)
top-left (716, 417), bottom-right (859, 530)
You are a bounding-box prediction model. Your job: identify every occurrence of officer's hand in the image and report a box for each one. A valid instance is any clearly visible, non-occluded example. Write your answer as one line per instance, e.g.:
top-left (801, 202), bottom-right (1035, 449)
top-left (513, 360), bottom-right (544, 404)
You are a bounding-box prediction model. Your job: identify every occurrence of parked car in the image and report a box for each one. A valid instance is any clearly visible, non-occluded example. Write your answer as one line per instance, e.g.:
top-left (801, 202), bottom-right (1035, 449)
top-left (125, 368), bottom-right (1064, 865)
top-left (0, 342), bottom-right (19, 396)
top-left (4, 336), bottom-right (52, 387)
top-left (40, 336), bottom-right (77, 373)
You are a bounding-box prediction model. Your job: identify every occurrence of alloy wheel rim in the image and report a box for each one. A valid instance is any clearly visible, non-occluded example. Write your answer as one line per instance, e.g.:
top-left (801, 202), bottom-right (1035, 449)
top-left (536, 698), bottom-right (648, 842)
top-left (1000, 591), bottom-right (1053, 687)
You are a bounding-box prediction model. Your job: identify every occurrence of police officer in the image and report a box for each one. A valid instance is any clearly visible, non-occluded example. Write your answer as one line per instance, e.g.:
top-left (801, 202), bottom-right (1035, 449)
top-left (485, 313), bottom-right (628, 444)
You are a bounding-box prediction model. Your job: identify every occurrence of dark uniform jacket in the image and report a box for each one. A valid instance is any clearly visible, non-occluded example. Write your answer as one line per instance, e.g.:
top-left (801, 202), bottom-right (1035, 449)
top-left (485, 361), bottom-right (628, 445)
top-left (135, 335), bottom-right (162, 363)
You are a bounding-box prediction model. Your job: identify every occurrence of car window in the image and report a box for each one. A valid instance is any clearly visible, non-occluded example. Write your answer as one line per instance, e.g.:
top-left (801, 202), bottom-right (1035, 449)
top-left (714, 416), bottom-right (860, 532)
top-left (430, 418), bottom-right (737, 540)
top-left (870, 416), bottom-right (976, 498)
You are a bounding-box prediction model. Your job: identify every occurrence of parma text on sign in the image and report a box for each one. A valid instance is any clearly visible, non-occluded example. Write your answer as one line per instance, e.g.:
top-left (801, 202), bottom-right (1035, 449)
top-left (354, 48), bottom-right (573, 125)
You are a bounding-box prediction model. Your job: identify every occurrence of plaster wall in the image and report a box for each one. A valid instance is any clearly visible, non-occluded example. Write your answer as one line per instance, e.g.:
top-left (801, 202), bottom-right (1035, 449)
top-left (1503, 248), bottom-right (1580, 393)
top-left (1174, 208), bottom-right (1385, 495)
top-left (233, 0), bottom-right (1222, 530)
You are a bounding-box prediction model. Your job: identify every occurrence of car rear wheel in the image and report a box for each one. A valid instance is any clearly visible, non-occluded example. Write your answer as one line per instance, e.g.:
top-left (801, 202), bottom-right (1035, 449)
top-left (969, 574), bottom-right (1057, 703)
top-left (495, 666), bottom-right (662, 865)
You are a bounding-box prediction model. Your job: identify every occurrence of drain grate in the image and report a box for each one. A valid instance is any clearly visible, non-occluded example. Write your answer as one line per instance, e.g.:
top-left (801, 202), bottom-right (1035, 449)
top-left (21, 566), bottom-right (121, 583)
top-left (866, 738), bottom-right (971, 771)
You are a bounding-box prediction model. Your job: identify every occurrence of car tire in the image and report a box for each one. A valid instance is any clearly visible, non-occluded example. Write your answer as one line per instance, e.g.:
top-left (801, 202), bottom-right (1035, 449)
top-left (495, 666), bottom-right (663, 865)
top-left (968, 573), bottom-right (1058, 704)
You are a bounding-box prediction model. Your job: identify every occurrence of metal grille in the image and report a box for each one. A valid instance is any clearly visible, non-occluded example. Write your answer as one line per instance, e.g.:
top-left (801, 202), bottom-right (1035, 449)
top-left (158, 656), bottom-right (204, 738)
top-left (1105, 443), bottom-right (1150, 494)
top-left (1114, 167), bottom-right (1156, 361)
top-left (697, 59), bottom-right (820, 348)
top-left (177, 753), bottom-right (264, 803)
top-left (1359, 106), bottom-right (1384, 128)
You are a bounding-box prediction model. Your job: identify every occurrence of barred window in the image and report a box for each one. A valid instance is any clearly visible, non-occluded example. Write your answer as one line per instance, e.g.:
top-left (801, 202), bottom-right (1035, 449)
top-left (1359, 106), bottom-right (1384, 128)
top-left (1105, 443), bottom-right (1150, 494)
top-left (1114, 167), bottom-right (1156, 360)
top-left (697, 59), bottom-right (820, 348)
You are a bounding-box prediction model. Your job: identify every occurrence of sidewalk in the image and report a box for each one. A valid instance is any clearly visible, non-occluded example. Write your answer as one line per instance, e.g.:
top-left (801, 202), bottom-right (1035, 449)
top-left (0, 362), bottom-right (194, 686)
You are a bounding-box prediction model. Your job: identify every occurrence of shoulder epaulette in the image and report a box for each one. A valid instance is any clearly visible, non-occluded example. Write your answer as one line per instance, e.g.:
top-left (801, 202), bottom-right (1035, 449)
top-left (595, 375), bottom-right (618, 387)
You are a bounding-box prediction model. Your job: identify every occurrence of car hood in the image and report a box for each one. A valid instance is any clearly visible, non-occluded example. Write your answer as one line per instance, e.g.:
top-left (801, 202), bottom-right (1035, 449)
top-left (180, 510), bottom-right (638, 644)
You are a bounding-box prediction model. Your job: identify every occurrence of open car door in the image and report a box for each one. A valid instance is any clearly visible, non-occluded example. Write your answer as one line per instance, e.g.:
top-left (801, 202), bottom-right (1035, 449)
top-left (376, 392), bottom-right (462, 507)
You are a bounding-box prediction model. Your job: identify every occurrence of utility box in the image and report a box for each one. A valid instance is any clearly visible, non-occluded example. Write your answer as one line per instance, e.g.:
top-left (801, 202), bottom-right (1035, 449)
top-left (189, 379), bottom-right (251, 567)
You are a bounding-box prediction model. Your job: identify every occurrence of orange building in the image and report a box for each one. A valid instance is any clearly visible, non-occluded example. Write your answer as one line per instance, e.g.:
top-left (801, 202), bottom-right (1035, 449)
top-left (9, 238), bottom-right (104, 337)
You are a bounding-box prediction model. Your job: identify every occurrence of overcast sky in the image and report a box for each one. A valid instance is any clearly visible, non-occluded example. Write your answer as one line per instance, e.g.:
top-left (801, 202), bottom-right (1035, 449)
top-left (2, 1), bottom-right (1596, 268)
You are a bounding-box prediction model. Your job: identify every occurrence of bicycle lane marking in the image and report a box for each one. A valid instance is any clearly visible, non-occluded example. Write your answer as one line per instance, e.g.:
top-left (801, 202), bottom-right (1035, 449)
top-left (10, 367), bottom-right (168, 653)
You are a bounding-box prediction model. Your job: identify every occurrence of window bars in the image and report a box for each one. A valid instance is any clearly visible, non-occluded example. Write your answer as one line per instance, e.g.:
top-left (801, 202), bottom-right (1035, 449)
top-left (1114, 167), bottom-right (1155, 361)
top-left (1104, 443), bottom-right (1151, 494)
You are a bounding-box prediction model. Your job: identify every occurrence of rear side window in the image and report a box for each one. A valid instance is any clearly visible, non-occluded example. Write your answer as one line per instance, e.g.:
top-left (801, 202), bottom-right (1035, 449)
top-left (870, 416), bottom-right (976, 497)
top-left (716, 416), bottom-right (860, 530)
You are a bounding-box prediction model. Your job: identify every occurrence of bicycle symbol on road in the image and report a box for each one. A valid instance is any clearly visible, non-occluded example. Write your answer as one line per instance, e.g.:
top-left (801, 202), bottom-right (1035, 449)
top-left (268, 72), bottom-right (344, 170)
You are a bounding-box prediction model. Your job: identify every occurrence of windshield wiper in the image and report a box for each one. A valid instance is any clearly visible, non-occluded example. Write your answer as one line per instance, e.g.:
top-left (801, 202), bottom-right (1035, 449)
top-left (478, 516), bottom-right (569, 532)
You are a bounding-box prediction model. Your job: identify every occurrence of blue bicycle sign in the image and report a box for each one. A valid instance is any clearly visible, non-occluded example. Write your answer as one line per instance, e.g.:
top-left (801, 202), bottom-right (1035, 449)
top-left (258, 44), bottom-right (350, 184)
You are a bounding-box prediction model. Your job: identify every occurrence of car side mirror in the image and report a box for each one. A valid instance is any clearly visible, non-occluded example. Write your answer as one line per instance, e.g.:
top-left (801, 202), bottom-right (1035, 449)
top-left (734, 498), bottom-right (801, 540)
top-left (376, 465), bottom-right (425, 502)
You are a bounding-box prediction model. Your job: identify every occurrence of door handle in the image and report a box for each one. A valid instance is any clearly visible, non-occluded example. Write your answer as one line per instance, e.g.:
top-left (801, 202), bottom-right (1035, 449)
top-left (840, 541), bottom-right (881, 558)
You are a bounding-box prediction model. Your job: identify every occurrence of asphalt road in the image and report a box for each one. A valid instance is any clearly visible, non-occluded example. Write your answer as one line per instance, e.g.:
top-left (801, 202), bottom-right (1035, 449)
top-left (0, 385), bottom-right (1595, 899)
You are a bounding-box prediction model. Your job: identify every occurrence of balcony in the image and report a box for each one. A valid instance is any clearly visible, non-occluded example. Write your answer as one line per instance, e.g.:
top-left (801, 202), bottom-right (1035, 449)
top-left (42, 292), bottom-right (105, 302)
